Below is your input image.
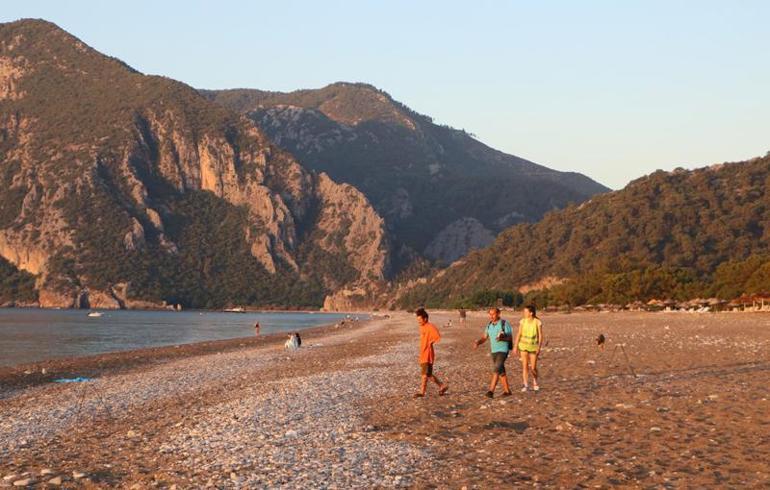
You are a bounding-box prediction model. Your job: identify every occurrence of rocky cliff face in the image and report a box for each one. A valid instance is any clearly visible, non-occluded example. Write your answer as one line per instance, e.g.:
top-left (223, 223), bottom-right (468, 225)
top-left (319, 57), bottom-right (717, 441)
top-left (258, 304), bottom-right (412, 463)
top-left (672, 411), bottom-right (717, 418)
top-left (0, 19), bottom-right (390, 308)
top-left (312, 173), bottom-right (389, 284)
top-left (203, 84), bottom-right (610, 266)
top-left (424, 217), bottom-right (496, 265)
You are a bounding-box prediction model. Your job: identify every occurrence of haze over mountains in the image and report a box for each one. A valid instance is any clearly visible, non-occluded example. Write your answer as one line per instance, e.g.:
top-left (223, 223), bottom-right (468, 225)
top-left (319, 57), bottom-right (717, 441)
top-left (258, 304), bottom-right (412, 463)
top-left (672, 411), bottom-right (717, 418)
top-left (0, 19), bottom-right (611, 309)
top-left (202, 85), bottom-right (609, 264)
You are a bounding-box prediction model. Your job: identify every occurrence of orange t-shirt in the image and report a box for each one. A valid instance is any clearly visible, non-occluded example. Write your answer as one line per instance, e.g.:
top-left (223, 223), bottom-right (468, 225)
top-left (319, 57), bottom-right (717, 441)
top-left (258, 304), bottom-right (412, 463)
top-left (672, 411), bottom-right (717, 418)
top-left (419, 322), bottom-right (441, 364)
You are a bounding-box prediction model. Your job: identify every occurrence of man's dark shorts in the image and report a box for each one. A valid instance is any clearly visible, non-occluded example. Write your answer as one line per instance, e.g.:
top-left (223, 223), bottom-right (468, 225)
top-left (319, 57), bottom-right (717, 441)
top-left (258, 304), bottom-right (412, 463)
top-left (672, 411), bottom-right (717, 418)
top-left (491, 352), bottom-right (508, 375)
top-left (420, 363), bottom-right (433, 376)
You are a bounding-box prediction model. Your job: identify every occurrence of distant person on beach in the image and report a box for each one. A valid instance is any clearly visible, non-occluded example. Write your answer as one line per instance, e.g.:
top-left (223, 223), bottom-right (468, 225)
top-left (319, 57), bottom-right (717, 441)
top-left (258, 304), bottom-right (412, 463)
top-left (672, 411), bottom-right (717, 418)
top-left (295, 332), bottom-right (302, 347)
top-left (473, 307), bottom-right (513, 398)
top-left (459, 308), bottom-right (467, 325)
top-left (284, 333), bottom-right (299, 350)
top-left (254, 322), bottom-right (260, 335)
top-left (513, 304), bottom-right (544, 391)
top-left (414, 308), bottom-right (449, 398)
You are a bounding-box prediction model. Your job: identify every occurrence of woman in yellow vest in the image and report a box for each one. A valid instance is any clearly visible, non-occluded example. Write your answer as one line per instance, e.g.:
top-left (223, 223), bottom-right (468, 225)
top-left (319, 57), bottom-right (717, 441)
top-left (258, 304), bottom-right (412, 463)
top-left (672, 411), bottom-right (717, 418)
top-left (513, 304), bottom-right (544, 391)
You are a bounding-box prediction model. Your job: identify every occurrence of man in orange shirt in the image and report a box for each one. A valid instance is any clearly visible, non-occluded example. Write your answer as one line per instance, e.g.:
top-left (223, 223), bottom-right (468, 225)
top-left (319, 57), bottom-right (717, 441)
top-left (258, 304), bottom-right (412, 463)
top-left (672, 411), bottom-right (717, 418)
top-left (414, 308), bottom-right (449, 398)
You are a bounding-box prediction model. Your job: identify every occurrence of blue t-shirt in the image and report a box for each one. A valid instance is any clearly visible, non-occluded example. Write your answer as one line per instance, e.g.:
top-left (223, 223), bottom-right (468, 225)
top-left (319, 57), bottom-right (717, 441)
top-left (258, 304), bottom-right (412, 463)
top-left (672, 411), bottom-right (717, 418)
top-left (486, 319), bottom-right (513, 353)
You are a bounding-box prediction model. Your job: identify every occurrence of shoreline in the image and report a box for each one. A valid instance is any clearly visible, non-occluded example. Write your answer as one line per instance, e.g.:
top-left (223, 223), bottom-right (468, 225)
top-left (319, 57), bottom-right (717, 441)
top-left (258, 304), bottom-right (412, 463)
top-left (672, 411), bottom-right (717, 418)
top-left (0, 317), bottom-right (371, 394)
top-left (4, 308), bottom-right (767, 389)
top-left (0, 304), bottom-right (375, 314)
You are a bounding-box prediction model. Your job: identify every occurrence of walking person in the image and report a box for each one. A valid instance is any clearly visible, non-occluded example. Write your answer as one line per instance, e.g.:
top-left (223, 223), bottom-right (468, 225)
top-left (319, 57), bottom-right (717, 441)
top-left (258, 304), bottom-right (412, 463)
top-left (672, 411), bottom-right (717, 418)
top-left (473, 307), bottom-right (513, 398)
top-left (414, 308), bottom-right (449, 398)
top-left (513, 304), bottom-right (544, 391)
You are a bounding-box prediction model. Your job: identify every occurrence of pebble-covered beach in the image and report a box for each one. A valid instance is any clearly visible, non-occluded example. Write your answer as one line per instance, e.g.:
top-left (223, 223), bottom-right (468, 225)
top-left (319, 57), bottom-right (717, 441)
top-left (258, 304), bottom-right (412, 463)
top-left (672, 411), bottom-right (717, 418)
top-left (1, 311), bottom-right (769, 488)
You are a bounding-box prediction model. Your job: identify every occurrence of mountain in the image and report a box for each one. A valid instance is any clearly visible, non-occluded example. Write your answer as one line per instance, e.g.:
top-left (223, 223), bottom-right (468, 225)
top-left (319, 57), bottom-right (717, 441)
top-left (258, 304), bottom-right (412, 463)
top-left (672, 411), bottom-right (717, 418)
top-left (202, 84), bottom-right (610, 265)
top-left (0, 19), bottom-right (390, 309)
top-left (397, 155), bottom-right (770, 307)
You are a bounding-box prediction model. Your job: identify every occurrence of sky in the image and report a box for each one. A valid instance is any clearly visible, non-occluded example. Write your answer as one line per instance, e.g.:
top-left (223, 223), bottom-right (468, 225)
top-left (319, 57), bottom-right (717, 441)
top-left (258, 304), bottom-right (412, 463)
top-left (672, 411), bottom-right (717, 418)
top-left (2, 0), bottom-right (769, 189)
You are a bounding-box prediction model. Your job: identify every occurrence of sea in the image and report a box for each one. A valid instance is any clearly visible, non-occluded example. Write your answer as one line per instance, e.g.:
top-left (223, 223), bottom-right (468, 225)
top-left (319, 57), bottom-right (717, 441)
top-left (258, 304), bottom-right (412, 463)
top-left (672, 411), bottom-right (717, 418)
top-left (0, 308), bottom-right (356, 367)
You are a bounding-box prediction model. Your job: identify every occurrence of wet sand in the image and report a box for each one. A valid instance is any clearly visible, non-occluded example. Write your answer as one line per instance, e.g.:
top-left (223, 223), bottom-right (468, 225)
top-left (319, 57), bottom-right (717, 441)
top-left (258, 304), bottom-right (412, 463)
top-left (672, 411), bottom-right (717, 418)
top-left (1, 311), bottom-right (768, 488)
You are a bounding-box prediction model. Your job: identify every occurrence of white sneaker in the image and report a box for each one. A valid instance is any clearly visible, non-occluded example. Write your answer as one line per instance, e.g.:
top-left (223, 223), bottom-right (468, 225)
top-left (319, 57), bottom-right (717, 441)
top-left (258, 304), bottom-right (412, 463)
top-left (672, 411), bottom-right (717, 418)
top-left (520, 386), bottom-right (528, 392)
top-left (533, 384), bottom-right (540, 392)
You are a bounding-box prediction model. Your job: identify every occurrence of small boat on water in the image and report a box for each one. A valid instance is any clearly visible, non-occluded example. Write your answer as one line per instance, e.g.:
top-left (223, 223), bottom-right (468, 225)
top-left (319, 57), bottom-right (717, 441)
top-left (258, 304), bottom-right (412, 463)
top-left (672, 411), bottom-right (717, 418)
top-left (224, 307), bottom-right (246, 313)
top-left (87, 311), bottom-right (103, 318)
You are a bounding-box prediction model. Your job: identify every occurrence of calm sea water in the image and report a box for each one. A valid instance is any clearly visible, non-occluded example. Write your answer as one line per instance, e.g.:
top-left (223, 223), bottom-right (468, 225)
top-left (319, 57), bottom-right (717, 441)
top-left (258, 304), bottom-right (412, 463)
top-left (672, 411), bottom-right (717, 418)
top-left (0, 308), bottom-right (355, 367)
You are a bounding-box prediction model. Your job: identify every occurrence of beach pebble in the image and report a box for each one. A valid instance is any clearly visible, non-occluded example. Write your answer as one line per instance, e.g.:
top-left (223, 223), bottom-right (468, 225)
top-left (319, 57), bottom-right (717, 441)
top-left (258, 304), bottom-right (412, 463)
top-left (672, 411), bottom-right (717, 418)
top-left (12, 479), bottom-right (32, 487)
top-left (2, 475), bottom-right (18, 482)
top-left (47, 476), bottom-right (62, 486)
top-left (39, 469), bottom-right (53, 476)
top-left (72, 472), bottom-right (86, 480)
top-left (3, 313), bottom-right (765, 488)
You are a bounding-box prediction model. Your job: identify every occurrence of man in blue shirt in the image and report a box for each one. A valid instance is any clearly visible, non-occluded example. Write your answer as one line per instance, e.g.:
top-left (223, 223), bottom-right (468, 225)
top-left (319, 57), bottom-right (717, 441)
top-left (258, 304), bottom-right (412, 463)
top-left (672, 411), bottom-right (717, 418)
top-left (473, 307), bottom-right (513, 398)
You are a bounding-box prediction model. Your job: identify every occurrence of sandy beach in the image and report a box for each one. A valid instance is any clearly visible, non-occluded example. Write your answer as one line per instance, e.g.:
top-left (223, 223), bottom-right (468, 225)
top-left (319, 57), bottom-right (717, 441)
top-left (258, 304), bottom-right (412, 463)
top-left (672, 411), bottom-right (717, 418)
top-left (1, 311), bottom-right (769, 488)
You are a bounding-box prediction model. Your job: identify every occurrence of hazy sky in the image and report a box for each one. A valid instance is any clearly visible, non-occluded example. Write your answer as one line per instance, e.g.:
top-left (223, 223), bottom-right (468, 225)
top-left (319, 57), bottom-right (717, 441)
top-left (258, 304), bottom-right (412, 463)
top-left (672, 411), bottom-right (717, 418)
top-left (3, 1), bottom-right (769, 189)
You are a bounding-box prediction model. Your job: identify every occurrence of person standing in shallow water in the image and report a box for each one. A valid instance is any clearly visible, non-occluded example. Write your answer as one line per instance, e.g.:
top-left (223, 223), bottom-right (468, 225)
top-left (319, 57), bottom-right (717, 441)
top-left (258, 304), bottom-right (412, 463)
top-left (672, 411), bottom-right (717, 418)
top-left (513, 304), bottom-right (544, 391)
top-left (473, 307), bottom-right (513, 398)
top-left (414, 308), bottom-right (449, 398)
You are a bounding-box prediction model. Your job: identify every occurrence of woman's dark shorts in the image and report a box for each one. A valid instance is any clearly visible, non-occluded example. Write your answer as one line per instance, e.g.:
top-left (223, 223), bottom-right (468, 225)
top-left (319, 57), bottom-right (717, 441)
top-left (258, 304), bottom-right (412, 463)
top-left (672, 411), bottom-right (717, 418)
top-left (491, 352), bottom-right (508, 375)
top-left (420, 363), bottom-right (433, 376)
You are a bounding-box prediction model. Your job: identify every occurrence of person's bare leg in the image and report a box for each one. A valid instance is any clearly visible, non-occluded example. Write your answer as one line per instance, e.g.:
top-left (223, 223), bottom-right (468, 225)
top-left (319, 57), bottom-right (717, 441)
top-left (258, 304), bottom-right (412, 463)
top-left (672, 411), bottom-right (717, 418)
top-left (500, 373), bottom-right (511, 393)
top-left (418, 375), bottom-right (428, 396)
top-left (488, 373), bottom-right (499, 392)
top-left (430, 374), bottom-right (448, 394)
top-left (529, 353), bottom-right (539, 389)
top-left (520, 351), bottom-right (529, 389)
